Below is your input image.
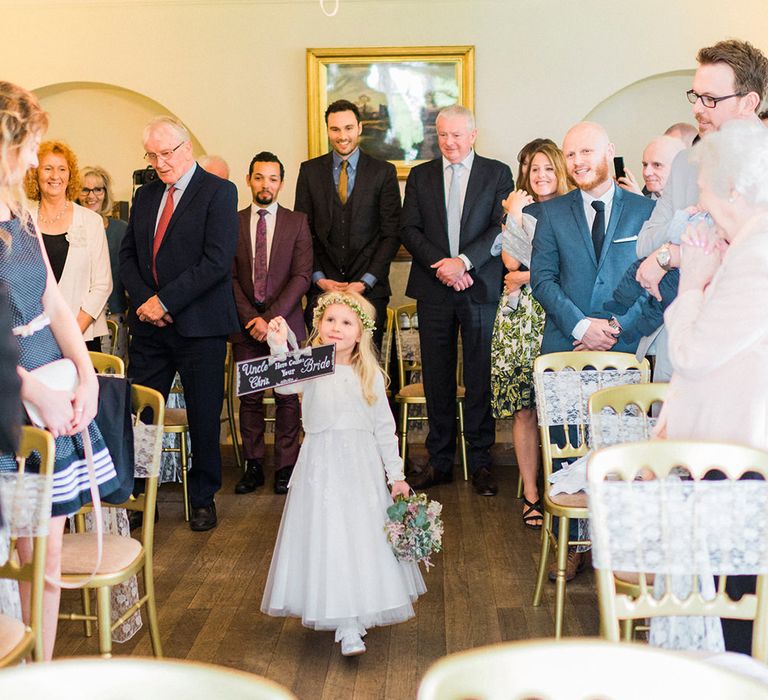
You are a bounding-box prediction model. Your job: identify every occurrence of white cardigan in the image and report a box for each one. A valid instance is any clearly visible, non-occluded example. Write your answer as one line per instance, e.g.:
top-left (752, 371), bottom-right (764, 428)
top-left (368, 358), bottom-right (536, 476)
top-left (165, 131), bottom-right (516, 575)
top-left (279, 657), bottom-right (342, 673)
top-left (32, 202), bottom-right (112, 341)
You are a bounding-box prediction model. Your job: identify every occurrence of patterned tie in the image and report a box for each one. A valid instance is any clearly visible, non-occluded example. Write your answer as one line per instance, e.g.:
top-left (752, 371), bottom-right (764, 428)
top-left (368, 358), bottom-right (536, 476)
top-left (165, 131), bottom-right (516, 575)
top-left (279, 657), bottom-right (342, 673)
top-left (338, 159), bottom-right (348, 205)
top-left (253, 209), bottom-right (268, 303)
top-left (591, 200), bottom-right (606, 260)
top-left (152, 185), bottom-right (176, 284)
top-left (447, 163), bottom-right (462, 257)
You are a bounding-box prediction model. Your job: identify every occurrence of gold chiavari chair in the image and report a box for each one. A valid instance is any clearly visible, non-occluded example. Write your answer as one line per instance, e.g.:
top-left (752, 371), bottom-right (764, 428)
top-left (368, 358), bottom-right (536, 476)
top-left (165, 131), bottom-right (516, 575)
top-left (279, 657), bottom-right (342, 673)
top-left (417, 638), bottom-right (768, 700)
top-left (394, 303), bottom-right (468, 480)
top-left (59, 384), bottom-right (164, 658)
top-left (588, 440), bottom-right (768, 662)
top-left (587, 381), bottom-right (669, 640)
top-left (106, 318), bottom-right (120, 357)
top-left (0, 427), bottom-right (54, 666)
top-left (88, 350), bottom-right (125, 376)
top-left (531, 351), bottom-right (650, 637)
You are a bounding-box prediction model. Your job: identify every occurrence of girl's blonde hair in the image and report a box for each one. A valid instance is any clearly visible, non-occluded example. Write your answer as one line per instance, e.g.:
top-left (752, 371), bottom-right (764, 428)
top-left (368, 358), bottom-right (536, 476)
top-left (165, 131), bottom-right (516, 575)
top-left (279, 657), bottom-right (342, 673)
top-left (0, 82), bottom-right (48, 245)
top-left (308, 290), bottom-right (384, 405)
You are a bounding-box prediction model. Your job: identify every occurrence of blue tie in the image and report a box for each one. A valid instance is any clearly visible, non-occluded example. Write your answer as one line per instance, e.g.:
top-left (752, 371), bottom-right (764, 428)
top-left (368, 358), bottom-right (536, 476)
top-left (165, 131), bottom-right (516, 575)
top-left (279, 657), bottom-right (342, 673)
top-left (447, 163), bottom-right (462, 257)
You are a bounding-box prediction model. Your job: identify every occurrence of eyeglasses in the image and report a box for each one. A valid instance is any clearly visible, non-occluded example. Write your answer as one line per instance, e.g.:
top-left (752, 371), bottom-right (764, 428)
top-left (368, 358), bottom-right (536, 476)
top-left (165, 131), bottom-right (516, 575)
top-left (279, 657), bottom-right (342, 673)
top-left (144, 141), bottom-right (186, 163)
top-left (686, 89), bottom-right (745, 108)
top-left (80, 186), bottom-right (105, 196)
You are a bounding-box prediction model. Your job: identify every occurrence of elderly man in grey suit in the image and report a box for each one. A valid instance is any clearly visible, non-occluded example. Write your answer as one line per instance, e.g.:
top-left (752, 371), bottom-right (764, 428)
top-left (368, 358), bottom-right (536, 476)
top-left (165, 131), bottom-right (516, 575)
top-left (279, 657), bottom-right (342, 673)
top-left (635, 39), bottom-right (768, 380)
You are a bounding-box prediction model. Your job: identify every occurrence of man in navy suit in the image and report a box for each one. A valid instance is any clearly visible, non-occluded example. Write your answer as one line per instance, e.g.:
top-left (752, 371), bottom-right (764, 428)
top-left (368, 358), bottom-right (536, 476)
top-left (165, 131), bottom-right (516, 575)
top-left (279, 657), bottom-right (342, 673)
top-left (120, 116), bottom-right (239, 531)
top-left (531, 121), bottom-right (655, 356)
top-left (401, 105), bottom-right (514, 496)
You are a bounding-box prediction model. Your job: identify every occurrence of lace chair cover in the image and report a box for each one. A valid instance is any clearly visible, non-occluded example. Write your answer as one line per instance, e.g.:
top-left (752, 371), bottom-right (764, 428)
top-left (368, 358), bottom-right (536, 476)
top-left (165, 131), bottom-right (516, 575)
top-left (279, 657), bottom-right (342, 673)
top-left (535, 369), bottom-right (644, 428)
top-left (76, 422), bottom-right (163, 643)
top-left (0, 472), bottom-right (52, 538)
top-left (590, 409), bottom-right (659, 450)
top-left (590, 478), bottom-right (768, 651)
top-left (160, 373), bottom-right (187, 484)
top-left (0, 472), bottom-right (52, 623)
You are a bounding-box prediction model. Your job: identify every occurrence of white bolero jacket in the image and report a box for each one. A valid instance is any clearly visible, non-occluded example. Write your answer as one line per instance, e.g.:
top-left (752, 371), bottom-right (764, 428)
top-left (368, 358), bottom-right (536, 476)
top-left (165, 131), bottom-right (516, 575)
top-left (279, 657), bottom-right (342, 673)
top-left (273, 343), bottom-right (405, 484)
top-left (32, 202), bottom-right (112, 341)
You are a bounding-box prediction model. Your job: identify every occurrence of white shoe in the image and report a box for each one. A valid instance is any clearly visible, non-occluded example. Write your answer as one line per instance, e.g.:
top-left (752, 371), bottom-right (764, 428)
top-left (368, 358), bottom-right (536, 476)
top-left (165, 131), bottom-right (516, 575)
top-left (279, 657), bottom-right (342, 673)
top-left (340, 633), bottom-right (366, 656)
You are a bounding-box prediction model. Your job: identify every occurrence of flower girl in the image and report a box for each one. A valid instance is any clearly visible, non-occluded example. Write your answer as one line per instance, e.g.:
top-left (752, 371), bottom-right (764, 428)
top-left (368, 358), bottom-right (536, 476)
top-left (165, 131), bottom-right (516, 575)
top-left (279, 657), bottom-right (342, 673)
top-left (260, 291), bottom-right (426, 656)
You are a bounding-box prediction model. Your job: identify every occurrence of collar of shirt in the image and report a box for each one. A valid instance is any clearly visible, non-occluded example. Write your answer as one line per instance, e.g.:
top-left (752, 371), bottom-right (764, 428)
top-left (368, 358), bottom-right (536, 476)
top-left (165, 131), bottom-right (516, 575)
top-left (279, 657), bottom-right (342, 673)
top-left (580, 181), bottom-right (616, 229)
top-left (333, 148), bottom-right (360, 173)
top-left (251, 201), bottom-right (279, 219)
top-left (170, 162), bottom-right (197, 193)
top-left (442, 149), bottom-right (475, 174)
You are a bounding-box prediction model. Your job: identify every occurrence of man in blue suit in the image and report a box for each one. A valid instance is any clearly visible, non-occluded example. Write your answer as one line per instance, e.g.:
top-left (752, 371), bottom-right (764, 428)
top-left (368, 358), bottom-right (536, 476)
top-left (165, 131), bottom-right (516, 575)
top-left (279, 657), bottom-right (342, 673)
top-left (531, 122), bottom-right (655, 355)
top-left (120, 116), bottom-right (240, 532)
top-left (530, 121), bottom-right (654, 580)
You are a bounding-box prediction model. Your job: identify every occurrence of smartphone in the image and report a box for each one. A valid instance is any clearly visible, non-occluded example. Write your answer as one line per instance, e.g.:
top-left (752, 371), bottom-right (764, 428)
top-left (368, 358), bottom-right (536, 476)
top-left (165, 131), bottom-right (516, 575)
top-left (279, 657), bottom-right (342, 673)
top-left (613, 156), bottom-right (625, 181)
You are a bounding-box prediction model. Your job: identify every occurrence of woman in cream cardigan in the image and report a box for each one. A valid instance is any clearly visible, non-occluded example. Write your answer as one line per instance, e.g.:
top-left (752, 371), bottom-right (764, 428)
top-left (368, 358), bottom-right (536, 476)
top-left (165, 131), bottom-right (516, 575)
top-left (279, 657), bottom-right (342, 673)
top-left (25, 141), bottom-right (112, 350)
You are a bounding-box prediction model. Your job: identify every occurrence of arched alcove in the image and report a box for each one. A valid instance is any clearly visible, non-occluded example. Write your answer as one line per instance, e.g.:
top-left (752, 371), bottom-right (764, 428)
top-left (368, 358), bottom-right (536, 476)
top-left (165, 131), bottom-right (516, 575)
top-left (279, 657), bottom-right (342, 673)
top-left (585, 70), bottom-right (696, 177)
top-left (33, 82), bottom-right (205, 203)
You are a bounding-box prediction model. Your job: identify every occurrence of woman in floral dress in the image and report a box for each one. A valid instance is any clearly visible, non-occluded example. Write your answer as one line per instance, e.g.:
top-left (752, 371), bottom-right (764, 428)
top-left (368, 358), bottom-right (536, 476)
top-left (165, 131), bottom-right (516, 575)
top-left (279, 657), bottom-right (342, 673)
top-left (491, 140), bottom-right (571, 527)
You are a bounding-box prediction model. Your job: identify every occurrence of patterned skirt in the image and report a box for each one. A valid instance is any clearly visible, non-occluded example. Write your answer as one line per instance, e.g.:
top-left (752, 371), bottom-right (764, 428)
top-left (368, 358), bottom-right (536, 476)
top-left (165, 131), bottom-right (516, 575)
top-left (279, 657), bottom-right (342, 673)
top-left (490, 285), bottom-right (545, 417)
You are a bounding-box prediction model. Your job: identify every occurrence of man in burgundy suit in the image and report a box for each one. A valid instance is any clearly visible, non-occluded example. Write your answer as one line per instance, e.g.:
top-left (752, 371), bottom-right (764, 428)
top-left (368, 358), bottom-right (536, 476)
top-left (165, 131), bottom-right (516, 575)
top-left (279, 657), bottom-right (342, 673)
top-left (231, 152), bottom-right (312, 494)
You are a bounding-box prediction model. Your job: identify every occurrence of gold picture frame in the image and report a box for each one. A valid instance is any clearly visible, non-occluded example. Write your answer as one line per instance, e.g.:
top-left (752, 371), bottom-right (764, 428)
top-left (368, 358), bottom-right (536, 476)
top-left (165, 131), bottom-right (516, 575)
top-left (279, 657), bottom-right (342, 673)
top-left (306, 46), bottom-right (475, 179)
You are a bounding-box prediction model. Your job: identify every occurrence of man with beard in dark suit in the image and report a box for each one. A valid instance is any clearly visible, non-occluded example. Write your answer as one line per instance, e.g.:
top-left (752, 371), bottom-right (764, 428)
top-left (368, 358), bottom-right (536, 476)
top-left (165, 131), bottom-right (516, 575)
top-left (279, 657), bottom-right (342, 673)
top-left (294, 99), bottom-right (401, 349)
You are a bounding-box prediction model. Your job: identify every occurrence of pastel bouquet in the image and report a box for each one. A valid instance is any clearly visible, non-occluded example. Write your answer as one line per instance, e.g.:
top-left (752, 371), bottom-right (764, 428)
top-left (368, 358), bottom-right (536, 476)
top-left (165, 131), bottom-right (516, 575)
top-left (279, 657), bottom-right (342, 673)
top-left (384, 493), bottom-right (444, 570)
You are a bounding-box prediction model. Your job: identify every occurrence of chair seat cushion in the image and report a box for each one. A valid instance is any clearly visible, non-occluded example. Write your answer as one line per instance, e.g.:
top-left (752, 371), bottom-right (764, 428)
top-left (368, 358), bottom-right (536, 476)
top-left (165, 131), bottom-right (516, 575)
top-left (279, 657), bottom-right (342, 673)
top-left (397, 383), bottom-right (466, 399)
top-left (61, 533), bottom-right (143, 575)
top-left (0, 613), bottom-right (26, 657)
top-left (549, 491), bottom-right (589, 508)
top-left (164, 407), bottom-right (188, 427)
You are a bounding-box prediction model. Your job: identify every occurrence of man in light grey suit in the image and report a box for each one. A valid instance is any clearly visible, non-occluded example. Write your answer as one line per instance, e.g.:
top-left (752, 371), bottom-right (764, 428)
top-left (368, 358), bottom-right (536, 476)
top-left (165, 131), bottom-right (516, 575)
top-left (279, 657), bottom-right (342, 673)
top-left (635, 39), bottom-right (768, 379)
top-left (531, 122), bottom-right (655, 356)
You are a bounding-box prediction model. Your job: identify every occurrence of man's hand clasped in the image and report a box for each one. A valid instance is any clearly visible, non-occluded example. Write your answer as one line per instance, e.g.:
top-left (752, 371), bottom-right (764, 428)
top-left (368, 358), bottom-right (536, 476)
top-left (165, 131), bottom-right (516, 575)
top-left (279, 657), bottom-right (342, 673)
top-left (432, 257), bottom-right (473, 291)
top-left (137, 295), bottom-right (173, 327)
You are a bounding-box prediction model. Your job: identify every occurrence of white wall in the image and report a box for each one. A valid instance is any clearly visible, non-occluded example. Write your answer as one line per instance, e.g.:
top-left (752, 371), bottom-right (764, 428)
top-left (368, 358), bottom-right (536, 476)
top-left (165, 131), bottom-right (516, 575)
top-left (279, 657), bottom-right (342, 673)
top-left (5, 0), bottom-right (767, 210)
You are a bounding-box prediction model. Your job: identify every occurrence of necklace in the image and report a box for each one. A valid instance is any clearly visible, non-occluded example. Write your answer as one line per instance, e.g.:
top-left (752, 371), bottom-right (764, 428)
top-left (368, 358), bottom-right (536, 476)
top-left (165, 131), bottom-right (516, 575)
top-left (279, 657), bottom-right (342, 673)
top-left (38, 201), bottom-right (70, 225)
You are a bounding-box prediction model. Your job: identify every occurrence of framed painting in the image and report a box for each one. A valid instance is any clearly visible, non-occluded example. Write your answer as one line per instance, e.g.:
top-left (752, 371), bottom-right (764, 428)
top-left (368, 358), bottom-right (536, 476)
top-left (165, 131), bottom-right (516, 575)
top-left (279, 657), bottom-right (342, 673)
top-left (306, 46), bottom-right (475, 179)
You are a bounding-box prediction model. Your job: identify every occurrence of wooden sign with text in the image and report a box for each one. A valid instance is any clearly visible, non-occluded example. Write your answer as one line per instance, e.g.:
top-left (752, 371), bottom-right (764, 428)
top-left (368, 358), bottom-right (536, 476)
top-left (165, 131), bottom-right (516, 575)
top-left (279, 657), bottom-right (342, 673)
top-left (235, 344), bottom-right (336, 397)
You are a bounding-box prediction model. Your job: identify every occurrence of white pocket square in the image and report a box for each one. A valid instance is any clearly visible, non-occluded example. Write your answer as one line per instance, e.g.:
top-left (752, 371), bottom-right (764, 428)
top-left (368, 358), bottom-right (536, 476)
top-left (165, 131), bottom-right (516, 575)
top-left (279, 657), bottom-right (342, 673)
top-left (613, 235), bottom-right (638, 243)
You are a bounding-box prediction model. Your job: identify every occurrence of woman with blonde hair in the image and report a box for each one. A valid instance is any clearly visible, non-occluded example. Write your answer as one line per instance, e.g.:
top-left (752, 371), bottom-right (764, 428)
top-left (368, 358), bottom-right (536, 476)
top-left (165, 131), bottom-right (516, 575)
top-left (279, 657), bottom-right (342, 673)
top-left (0, 81), bottom-right (119, 659)
top-left (261, 290), bottom-right (425, 657)
top-left (25, 141), bottom-right (112, 351)
top-left (78, 165), bottom-right (128, 357)
top-left (491, 140), bottom-right (572, 529)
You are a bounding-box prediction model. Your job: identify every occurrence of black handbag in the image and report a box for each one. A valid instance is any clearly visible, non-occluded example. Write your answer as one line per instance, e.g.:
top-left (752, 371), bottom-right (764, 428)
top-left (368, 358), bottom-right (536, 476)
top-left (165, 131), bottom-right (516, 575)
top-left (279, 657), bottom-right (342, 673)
top-left (94, 375), bottom-right (134, 503)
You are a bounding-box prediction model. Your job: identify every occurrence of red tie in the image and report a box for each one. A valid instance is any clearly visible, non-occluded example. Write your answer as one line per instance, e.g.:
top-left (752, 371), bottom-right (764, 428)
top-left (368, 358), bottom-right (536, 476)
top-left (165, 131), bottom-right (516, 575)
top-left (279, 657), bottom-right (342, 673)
top-left (253, 209), bottom-right (268, 303)
top-left (152, 185), bottom-right (176, 284)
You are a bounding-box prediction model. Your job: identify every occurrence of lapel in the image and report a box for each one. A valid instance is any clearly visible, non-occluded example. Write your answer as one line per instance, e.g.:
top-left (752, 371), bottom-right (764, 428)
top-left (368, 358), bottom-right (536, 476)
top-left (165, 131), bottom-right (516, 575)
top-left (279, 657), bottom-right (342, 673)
top-left (350, 151), bottom-right (367, 220)
top-left (144, 182), bottom-right (165, 257)
top-left (461, 155), bottom-right (483, 230)
top-left (320, 153), bottom-right (336, 230)
top-left (240, 207), bottom-right (254, 262)
top-left (266, 205), bottom-right (289, 298)
top-left (155, 165), bottom-right (205, 253)
top-left (569, 189), bottom-right (596, 266)
top-left (428, 159), bottom-right (448, 235)
top-left (600, 184), bottom-right (624, 268)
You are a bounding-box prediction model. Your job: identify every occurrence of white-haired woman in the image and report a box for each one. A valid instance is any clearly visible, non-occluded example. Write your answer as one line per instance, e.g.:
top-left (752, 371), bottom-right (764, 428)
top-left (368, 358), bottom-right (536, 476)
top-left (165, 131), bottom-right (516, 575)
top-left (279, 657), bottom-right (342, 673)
top-left (78, 165), bottom-right (128, 358)
top-left (656, 120), bottom-right (768, 655)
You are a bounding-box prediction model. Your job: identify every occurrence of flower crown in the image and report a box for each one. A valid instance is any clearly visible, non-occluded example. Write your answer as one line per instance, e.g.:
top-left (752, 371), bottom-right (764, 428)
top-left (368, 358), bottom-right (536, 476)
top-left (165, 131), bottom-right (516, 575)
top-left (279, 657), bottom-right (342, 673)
top-left (313, 292), bottom-right (376, 334)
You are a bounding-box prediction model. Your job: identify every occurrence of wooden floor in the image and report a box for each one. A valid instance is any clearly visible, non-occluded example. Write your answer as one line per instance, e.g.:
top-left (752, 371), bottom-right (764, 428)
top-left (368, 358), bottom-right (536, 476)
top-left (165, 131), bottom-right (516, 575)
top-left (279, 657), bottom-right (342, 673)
top-left (54, 444), bottom-right (599, 699)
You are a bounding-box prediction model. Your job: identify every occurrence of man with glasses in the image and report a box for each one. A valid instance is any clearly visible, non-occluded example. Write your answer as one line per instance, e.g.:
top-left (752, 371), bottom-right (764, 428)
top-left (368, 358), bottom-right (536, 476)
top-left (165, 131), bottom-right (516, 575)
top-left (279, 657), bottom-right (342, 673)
top-left (635, 39), bottom-right (768, 381)
top-left (120, 116), bottom-right (239, 531)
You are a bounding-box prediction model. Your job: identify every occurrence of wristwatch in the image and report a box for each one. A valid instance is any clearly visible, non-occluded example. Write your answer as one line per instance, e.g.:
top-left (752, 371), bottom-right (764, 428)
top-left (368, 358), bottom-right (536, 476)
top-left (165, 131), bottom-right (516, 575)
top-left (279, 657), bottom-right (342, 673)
top-left (608, 316), bottom-right (622, 337)
top-left (656, 243), bottom-right (673, 272)
top-left (359, 280), bottom-right (372, 294)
